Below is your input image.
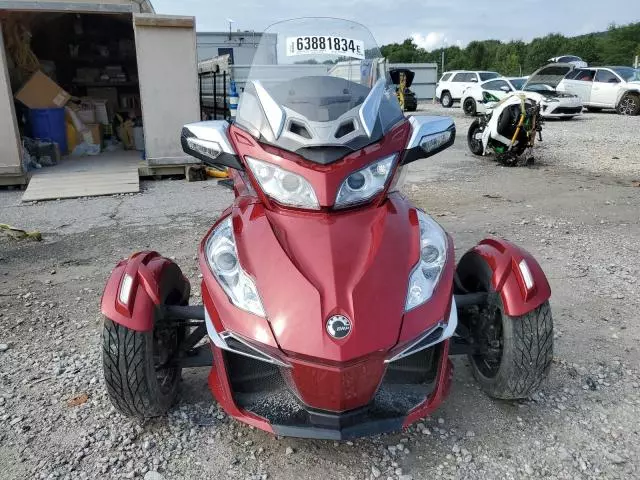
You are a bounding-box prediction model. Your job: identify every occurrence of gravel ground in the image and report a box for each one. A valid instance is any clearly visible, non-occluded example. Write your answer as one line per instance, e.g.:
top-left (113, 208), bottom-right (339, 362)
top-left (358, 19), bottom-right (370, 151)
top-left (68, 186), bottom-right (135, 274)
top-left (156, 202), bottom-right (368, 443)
top-left (1, 108), bottom-right (639, 480)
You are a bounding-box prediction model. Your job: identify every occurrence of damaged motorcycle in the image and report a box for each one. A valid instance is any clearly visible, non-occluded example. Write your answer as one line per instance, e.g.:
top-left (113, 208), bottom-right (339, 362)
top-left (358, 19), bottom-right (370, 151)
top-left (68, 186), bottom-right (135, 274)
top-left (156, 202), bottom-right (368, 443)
top-left (467, 93), bottom-right (543, 166)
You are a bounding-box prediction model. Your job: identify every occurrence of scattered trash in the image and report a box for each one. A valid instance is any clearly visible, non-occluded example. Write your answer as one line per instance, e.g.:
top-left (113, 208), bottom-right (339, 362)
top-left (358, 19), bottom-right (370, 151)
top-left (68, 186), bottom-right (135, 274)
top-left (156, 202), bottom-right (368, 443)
top-left (0, 224), bottom-right (42, 241)
top-left (205, 166), bottom-right (229, 179)
top-left (71, 141), bottom-right (101, 157)
top-left (483, 194), bottom-right (502, 199)
top-left (67, 393), bottom-right (89, 407)
top-left (585, 376), bottom-right (597, 391)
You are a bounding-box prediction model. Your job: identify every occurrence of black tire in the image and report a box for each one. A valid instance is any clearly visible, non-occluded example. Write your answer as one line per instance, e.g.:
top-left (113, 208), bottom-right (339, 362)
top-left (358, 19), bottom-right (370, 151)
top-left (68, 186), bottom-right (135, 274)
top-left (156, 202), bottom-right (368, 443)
top-left (462, 97), bottom-right (477, 116)
top-left (467, 119), bottom-right (484, 156)
top-left (586, 107), bottom-right (602, 112)
top-left (440, 91), bottom-right (453, 108)
top-left (457, 252), bottom-right (553, 400)
top-left (616, 92), bottom-right (640, 116)
top-left (405, 99), bottom-right (418, 112)
top-left (404, 92), bottom-right (418, 112)
top-left (102, 263), bottom-right (190, 418)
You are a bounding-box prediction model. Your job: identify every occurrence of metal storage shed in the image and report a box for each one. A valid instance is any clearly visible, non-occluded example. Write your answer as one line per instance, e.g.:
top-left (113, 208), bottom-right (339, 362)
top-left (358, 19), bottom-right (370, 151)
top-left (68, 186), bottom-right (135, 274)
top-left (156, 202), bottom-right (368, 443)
top-left (0, 0), bottom-right (200, 200)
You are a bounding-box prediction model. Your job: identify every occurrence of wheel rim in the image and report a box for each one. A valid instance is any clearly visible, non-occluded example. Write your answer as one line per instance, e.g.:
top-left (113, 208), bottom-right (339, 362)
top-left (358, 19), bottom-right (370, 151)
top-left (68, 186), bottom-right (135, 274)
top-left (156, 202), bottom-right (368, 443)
top-left (619, 96), bottom-right (637, 115)
top-left (442, 94), bottom-right (451, 106)
top-left (470, 304), bottom-right (504, 378)
top-left (469, 126), bottom-right (482, 152)
top-left (464, 99), bottom-right (475, 114)
top-left (153, 325), bottom-right (180, 394)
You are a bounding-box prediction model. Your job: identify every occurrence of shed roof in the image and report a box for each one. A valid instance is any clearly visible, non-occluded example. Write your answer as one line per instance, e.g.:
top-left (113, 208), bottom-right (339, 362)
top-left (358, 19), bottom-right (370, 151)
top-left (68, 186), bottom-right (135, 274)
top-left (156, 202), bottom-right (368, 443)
top-left (0, 0), bottom-right (154, 14)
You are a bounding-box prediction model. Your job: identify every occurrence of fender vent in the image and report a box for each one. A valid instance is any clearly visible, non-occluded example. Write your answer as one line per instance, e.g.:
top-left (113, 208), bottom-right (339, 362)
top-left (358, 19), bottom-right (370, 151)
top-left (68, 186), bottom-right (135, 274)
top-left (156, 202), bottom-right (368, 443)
top-left (335, 120), bottom-right (356, 138)
top-left (289, 121), bottom-right (312, 139)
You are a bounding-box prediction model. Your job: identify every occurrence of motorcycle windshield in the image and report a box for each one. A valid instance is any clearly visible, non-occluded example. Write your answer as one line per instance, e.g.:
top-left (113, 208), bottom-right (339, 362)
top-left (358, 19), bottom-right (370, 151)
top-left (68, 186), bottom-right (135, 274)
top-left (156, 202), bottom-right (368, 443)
top-left (235, 18), bottom-right (404, 164)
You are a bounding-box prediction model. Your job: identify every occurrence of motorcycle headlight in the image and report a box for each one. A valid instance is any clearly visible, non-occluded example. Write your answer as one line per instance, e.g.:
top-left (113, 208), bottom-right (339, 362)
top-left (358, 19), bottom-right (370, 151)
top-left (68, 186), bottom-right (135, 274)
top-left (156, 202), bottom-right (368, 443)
top-left (405, 211), bottom-right (447, 311)
top-left (335, 154), bottom-right (396, 208)
top-left (246, 157), bottom-right (319, 210)
top-left (206, 217), bottom-right (266, 317)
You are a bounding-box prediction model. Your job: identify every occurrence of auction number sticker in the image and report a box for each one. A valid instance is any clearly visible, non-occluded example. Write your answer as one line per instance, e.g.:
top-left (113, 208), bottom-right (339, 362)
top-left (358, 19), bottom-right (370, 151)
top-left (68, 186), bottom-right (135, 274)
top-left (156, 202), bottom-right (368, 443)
top-left (286, 36), bottom-right (365, 59)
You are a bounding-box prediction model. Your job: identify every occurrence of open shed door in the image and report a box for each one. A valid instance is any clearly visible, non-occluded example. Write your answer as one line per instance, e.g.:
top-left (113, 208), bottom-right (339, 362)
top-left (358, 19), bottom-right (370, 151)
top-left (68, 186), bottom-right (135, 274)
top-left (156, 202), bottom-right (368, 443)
top-left (0, 23), bottom-right (24, 182)
top-left (134, 14), bottom-right (200, 165)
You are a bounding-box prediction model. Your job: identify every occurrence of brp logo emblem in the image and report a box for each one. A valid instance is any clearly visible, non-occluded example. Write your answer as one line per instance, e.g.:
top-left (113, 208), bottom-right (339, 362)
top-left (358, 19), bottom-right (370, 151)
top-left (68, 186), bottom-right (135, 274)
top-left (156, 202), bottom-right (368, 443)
top-left (326, 315), bottom-right (351, 339)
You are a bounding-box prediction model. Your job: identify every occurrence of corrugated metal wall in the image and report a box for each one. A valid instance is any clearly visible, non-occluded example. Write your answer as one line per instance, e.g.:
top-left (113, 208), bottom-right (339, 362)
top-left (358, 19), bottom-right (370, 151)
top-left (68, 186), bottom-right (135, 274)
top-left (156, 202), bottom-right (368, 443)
top-left (389, 63), bottom-right (438, 100)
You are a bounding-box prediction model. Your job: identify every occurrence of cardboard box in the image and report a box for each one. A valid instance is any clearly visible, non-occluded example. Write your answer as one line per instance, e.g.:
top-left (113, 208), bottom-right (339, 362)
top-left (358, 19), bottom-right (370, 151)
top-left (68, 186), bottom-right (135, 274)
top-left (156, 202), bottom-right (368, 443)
top-left (15, 71), bottom-right (71, 109)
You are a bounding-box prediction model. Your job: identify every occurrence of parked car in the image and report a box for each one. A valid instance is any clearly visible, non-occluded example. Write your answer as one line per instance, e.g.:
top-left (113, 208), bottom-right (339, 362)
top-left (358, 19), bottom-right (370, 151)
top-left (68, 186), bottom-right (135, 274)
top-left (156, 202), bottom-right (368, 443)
top-left (557, 66), bottom-right (640, 115)
top-left (436, 70), bottom-right (500, 108)
top-left (461, 66), bottom-right (582, 119)
top-left (460, 77), bottom-right (523, 116)
top-left (547, 55), bottom-right (588, 68)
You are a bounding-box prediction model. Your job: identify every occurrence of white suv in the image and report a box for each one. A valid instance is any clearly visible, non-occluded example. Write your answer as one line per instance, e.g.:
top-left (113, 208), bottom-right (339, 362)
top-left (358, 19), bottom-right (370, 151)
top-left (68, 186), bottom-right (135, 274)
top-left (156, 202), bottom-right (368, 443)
top-left (557, 66), bottom-right (640, 115)
top-left (436, 70), bottom-right (500, 108)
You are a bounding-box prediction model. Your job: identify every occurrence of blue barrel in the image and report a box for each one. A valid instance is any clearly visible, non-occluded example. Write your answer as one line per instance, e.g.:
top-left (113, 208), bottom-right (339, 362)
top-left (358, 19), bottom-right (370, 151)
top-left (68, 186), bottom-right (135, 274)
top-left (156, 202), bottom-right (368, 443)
top-left (29, 107), bottom-right (68, 154)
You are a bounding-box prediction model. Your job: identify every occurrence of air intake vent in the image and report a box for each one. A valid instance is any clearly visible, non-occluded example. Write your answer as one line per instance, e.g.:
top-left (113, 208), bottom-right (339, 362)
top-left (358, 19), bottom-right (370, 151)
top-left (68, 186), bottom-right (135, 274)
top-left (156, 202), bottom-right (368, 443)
top-left (289, 121), bottom-right (312, 139)
top-left (335, 120), bottom-right (356, 138)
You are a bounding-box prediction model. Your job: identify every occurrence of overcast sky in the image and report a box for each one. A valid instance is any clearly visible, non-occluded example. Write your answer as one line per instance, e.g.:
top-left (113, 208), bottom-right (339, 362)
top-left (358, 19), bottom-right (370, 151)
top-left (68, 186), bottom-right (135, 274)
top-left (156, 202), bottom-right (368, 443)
top-left (153, 0), bottom-right (638, 51)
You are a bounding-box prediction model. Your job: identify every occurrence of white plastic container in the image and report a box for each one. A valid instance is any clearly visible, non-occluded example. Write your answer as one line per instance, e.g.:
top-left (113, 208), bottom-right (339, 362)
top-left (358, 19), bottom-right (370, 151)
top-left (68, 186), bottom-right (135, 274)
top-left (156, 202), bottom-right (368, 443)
top-left (133, 126), bottom-right (144, 151)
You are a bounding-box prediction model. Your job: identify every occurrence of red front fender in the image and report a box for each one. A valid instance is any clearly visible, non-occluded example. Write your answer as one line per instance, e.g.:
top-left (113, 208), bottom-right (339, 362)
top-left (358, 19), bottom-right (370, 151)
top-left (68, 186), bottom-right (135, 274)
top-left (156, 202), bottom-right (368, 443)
top-left (461, 238), bottom-right (551, 317)
top-left (101, 251), bottom-right (190, 332)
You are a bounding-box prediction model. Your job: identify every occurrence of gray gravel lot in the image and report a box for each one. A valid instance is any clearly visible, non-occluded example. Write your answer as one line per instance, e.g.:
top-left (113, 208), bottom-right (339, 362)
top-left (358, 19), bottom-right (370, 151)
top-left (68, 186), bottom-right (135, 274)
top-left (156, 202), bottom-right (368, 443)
top-left (0, 107), bottom-right (639, 480)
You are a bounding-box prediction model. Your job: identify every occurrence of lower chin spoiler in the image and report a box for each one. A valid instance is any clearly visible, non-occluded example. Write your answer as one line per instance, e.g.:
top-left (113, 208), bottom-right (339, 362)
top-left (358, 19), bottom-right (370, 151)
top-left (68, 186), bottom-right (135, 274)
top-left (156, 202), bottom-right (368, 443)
top-left (271, 415), bottom-right (404, 440)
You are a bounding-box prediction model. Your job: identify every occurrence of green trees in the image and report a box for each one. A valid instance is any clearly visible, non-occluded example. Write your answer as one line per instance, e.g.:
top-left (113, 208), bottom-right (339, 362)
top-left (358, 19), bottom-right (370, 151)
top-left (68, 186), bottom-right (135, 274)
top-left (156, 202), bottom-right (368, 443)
top-left (380, 22), bottom-right (640, 75)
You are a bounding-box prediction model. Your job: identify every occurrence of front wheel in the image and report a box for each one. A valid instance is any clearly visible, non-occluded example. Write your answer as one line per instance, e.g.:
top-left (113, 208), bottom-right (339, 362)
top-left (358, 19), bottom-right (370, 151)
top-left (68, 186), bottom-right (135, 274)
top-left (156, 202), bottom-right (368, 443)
top-left (457, 253), bottom-right (553, 399)
top-left (440, 91), bottom-right (453, 108)
top-left (103, 319), bottom-right (182, 417)
top-left (467, 119), bottom-right (485, 156)
top-left (102, 264), bottom-right (189, 418)
top-left (463, 97), bottom-right (477, 116)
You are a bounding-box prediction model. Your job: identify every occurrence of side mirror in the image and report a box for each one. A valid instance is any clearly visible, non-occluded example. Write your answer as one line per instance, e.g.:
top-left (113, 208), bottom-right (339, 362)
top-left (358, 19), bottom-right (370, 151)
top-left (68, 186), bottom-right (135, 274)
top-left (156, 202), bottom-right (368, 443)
top-left (401, 116), bottom-right (456, 165)
top-left (500, 85), bottom-right (511, 92)
top-left (181, 121), bottom-right (244, 170)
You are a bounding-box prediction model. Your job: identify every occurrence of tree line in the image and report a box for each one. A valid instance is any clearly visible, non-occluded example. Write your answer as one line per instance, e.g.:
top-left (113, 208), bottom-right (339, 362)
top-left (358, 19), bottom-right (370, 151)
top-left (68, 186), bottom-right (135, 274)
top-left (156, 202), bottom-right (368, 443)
top-left (380, 22), bottom-right (640, 76)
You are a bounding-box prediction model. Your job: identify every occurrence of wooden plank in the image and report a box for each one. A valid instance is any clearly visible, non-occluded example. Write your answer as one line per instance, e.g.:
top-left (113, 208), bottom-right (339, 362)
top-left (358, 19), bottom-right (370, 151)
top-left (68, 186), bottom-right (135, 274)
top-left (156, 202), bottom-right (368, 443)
top-left (134, 14), bottom-right (194, 28)
top-left (21, 152), bottom-right (140, 202)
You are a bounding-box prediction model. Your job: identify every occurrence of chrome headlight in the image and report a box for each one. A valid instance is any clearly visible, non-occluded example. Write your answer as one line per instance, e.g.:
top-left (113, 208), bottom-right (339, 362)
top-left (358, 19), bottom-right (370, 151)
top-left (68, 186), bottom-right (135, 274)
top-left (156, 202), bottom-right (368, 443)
top-left (405, 211), bottom-right (447, 311)
top-left (246, 157), bottom-right (319, 210)
top-left (206, 217), bottom-right (266, 317)
top-left (335, 154), bottom-right (396, 208)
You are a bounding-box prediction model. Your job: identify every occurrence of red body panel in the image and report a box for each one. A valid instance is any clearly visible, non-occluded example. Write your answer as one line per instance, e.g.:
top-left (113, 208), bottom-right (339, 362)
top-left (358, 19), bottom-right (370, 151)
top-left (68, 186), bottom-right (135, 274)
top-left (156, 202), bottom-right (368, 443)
top-left (227, 121), bottom-right (411, 209)
top-left (403, 341), bottom-right (454, 427)
top-left (284, 354), bottom-right (387, 411)
top-left (470, 238), bottom-right (551, 317)
top-left (199, 192), bottom-right (455, 412)
top-left (101, 251), bottom-right (189, 332)
top-left (200, 194), bottom-right (451, 362)
top-left (207, 346), bottom-right (274, 432)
